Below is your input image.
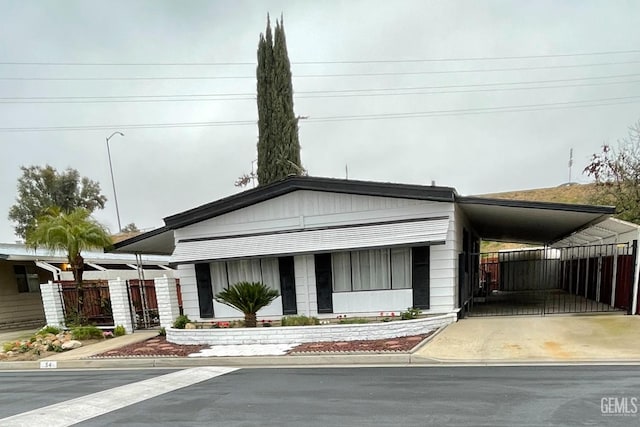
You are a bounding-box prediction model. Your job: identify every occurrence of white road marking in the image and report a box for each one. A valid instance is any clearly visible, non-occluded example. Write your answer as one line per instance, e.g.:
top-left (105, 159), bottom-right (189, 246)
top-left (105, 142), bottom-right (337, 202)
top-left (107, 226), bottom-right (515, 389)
top-left (0, 366), bottom-right (238, 427)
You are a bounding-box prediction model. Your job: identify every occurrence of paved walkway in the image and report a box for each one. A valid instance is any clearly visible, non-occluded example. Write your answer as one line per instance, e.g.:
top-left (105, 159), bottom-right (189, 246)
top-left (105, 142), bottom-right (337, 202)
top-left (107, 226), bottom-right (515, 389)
top-left (413, 314), bottom-right (640, 362)
top-left (41, 331), bottom-right (158, 361)
top-left (0, 328), bottom-right (41, 343)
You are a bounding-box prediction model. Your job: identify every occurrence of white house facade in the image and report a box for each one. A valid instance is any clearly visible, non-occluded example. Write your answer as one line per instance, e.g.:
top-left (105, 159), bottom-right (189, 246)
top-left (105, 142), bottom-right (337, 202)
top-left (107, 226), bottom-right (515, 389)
top-left (114, 176), bottom-right (626, 323)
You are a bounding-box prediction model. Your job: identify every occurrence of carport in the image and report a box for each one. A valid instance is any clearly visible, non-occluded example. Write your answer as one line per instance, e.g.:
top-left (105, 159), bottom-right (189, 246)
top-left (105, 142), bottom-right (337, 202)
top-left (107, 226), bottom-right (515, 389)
top-left (457, 197), bottom-right (639, 317)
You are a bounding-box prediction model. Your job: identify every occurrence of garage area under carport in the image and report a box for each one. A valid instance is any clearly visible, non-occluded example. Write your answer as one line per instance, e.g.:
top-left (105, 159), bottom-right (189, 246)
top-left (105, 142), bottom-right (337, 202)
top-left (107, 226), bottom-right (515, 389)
top-left (456, 197), bottom-right (640, 317)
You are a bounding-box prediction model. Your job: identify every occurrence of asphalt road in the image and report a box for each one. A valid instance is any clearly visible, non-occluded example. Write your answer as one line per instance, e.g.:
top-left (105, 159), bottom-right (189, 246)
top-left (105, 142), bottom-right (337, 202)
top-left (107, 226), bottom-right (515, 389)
top-left (1, 366), bottom-right (640, 426)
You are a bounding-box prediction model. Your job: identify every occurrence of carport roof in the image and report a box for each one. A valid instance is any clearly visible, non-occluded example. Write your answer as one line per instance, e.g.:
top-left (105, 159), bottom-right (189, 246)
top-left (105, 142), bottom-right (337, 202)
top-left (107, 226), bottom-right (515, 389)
top-left (112, 176), bottom-right (616, 254)
top-left (457, 196), bottom-right (614, 244)
top-left (551, 217), bottom-right (640, 247)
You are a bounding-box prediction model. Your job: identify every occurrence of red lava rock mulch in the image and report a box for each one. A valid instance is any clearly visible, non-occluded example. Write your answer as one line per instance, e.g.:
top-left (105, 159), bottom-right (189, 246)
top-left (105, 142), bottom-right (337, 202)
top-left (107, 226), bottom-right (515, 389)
top-left (89, 332), bottom-right (433, 358)
top-left (89, 336), bottom-right (208, 358)
top-left (288, 332), bottom-right (433, 354)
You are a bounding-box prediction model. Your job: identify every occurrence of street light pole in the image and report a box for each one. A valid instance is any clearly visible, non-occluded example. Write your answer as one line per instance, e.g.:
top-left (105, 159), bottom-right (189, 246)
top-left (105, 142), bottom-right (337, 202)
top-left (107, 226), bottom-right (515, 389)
top-left (106, 131), bottom-right (124, 232)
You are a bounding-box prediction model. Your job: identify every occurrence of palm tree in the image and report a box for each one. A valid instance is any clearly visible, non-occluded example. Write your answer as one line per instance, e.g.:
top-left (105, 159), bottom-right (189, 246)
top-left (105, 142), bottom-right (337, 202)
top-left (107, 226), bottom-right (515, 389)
top-left (215, 281), bottom-right (279, 327)
top-left (26, 207), bottom-right (112, 323)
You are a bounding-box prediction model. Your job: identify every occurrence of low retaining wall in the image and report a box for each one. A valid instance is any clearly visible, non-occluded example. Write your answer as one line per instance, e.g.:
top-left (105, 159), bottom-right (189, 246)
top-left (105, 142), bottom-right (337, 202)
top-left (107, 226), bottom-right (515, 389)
top-left (167, 312), bottom-right (457, 345)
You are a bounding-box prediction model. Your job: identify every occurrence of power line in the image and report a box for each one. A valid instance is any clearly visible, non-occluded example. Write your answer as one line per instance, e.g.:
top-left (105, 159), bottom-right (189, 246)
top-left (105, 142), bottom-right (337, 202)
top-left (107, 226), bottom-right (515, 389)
top-left (1, 49), bottom-right (639, 66)
top-left (306, 95), bottom-right (640, 122)
top-left (1, 72), bottom-right (637, 102)
top-left (0, 95), bottom-right (637, 132)
top-left (2, 78), bottom-right (638, 105)
top-left (1, 60), bottom-right (639, 81)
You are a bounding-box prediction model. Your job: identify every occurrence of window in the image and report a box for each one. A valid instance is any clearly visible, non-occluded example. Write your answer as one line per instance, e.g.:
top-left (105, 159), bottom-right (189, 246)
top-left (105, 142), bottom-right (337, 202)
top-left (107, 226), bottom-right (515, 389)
top-left (14, 265), bottom-right (41, 293)
top-left (352, 249), bottom-right (391, 290)
top-left (391, 248), bottom-right (412, 289)
top-left (331, 248), bottom-right (412, 292)
top-left (211, 257), bottom-right (281, 295)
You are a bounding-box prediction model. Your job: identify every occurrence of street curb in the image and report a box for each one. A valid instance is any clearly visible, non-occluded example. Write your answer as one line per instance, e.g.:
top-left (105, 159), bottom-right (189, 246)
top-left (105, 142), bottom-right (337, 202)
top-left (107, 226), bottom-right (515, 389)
top-left (3, 354), bottom-right (640, 371)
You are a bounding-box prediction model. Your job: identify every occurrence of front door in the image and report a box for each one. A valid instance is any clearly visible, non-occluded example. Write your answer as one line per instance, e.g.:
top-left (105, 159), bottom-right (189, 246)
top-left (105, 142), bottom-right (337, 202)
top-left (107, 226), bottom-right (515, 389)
top-left (314, 254), bottom-right (334, 313)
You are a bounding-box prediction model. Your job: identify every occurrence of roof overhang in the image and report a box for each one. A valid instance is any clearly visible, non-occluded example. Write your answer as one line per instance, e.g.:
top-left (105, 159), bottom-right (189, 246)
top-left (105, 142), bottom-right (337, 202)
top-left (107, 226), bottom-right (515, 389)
top-left (111, 226), bottom-right (175, 255)
top-left (457, 196), bottom-right (615, 244)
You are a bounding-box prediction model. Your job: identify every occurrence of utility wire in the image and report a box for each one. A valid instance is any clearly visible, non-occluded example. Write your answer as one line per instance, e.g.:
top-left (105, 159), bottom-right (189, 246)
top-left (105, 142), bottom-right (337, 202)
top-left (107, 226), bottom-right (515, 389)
top-left (1, 78), bottom-right (638, 104)
top-left (1, 72), bottom-right (637, 102)
top-left (1, 49), bottom-right (639, 66)
top-left (306, 95), bottom-right (640, 122)
top-left (0, 95), bottom-right (637, 132)
top-left (1, 60), bottom-right (639, 81)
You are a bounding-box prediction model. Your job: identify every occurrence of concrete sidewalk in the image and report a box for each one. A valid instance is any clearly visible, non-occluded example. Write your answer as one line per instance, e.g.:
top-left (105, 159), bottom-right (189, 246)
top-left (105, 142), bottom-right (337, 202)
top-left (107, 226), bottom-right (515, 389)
top-left (413, 314), bottom-right (640, 363)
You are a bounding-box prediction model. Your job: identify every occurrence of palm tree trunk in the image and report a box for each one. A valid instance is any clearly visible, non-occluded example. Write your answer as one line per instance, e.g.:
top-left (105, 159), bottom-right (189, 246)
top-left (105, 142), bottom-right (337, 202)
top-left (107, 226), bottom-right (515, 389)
top-left (72, 253), bottom-right (86, 325)
top-left (245, 313), bottom-right (257, 328)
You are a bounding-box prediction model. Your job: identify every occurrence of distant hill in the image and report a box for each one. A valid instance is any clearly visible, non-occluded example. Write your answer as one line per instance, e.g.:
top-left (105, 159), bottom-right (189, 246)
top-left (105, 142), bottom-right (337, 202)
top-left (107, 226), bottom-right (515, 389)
top-left (477, 183), bottom-right (599, 252)
top-left (479, 183), bottom-right (598, 205)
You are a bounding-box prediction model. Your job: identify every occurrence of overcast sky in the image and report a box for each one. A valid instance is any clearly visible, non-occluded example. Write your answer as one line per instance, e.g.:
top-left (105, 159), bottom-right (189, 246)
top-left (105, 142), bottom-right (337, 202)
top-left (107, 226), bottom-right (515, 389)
top-left (0, 0), bottom-right (639, 242)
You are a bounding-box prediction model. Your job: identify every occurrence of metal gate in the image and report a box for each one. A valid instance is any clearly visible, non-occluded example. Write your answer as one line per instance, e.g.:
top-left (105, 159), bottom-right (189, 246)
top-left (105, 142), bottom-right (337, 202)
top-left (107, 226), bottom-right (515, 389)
top-left (58, 280), bottom-right (114, 326)
top-left (127, 279), bottom-right (160, 329)
top-left (461, 242), bottom-right (637, 317)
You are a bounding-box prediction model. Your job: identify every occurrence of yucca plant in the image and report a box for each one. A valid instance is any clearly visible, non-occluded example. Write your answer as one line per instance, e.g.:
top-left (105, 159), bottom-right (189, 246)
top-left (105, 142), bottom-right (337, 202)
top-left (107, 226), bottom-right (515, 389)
top-left (215, 281), bottom-right (279, 327)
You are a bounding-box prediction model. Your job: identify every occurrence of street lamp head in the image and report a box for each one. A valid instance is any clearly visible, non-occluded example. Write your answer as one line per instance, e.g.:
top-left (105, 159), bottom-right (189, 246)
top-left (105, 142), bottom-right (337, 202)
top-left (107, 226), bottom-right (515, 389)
top-left (106, 131), bottom-right (125, 141)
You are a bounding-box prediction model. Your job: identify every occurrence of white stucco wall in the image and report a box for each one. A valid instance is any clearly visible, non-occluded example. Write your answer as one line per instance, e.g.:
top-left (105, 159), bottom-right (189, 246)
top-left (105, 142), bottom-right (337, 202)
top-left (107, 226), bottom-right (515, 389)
top-left (167, 312), bottom-right (457, 345)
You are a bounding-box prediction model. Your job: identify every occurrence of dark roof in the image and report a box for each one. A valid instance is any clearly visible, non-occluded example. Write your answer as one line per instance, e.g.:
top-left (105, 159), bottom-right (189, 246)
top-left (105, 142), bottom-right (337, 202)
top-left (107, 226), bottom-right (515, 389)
top-left (163, 175), bottom-right (457, 230)
top-left (112, 176), bottom-right (616, 253)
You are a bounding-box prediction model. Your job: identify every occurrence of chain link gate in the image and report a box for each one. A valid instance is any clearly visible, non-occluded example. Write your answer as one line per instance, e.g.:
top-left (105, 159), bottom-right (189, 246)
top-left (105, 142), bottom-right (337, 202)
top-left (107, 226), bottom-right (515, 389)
top-left (462, 242), bottom-right (636, 317)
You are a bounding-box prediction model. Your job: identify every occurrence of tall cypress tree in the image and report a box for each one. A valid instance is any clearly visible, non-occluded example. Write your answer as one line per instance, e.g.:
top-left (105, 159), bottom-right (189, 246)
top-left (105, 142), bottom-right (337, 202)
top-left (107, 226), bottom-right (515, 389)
top-left (256, 15), bottom-right (303, 186)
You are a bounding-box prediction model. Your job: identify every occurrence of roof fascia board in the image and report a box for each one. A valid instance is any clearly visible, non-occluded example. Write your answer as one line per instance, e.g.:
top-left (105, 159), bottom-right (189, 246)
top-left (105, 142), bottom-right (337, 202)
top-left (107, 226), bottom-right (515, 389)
top-left (457, 195), bottom-right (615, 215)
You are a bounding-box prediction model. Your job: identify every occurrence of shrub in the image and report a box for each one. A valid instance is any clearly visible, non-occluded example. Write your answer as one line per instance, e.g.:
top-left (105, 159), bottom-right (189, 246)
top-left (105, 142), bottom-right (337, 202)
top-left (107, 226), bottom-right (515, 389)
top-left (400, 307), bottom-right (422, 320)
top-left (2, 342), bottom-right (13, 352)
top-left (215, 282), bottom-right (279, 327)
top-left (71, 325), bottom-right (103, 340)
top-left (173, 315), bottom-right (191, 329)
top-left (158, 327), bottom-right (166, 336)
top-left (37, 325), bottom-right (61, 336)
top-left (281, 315), bottom-right (320, 326)
top-left (113, 325), bottom-right (126, 337)
top-left (338, 317), bottom-right (370, 324)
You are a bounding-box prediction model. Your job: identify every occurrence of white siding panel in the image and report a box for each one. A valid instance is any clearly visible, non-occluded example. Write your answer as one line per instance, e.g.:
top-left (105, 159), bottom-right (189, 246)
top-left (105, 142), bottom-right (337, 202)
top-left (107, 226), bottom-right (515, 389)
top-left (333, 289), bottom-right (413, 313)
top-left (175, 190), bottom-right (454, 240)
top-left (177, 264), bottom-right (201, 321)
top-left (172, 218), bottom-right (449, 263)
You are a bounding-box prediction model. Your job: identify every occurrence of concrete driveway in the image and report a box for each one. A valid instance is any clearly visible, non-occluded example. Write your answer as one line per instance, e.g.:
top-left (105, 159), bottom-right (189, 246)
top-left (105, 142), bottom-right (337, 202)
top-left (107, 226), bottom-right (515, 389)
top-left (414, 314), bottom-right (640, 362)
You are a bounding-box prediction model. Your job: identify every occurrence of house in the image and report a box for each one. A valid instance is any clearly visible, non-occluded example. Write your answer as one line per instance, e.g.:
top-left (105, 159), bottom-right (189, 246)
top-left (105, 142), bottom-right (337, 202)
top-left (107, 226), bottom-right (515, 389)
top-left (0, 243), bottom-right (173, 329)
top-left (114, 176), bottom-right (639, 322)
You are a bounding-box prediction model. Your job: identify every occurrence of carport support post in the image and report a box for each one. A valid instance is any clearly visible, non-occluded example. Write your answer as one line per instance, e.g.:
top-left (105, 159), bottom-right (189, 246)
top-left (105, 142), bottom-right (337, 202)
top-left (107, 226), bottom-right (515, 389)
top-left (40, 281), bottom-right (65, 327)
top-left (155, 275), bottom-right (181, 329)
top-left (629, 240), bottom-right (638, 315)
top-left (108, 278), bottom-right (134, 334)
